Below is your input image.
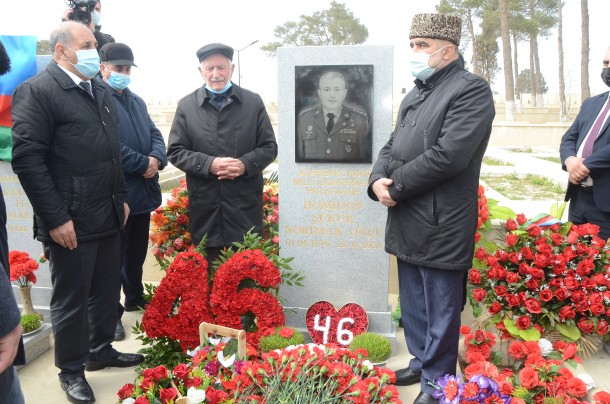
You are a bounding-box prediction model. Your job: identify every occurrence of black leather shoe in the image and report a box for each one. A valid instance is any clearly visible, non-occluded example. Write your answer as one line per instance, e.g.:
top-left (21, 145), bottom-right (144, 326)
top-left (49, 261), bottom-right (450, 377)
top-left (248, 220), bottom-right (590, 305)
top-left (60, 376), bottom-right (95, 404)
top-left (392, 367), bottom-right (421, 386)
top-left (85, 352), bottom-right (144, 371)
top-left (413, 391), bottom-right (437, 404)
top-left (124, 299), bottom-right (148, 312)
top-left (114, 320), bottom-right (126, 341)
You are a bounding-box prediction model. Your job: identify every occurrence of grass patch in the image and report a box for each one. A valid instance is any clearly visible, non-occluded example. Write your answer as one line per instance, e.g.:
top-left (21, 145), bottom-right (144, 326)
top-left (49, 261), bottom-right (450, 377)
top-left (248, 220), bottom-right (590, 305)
top-left (535, 156), bottom-right (561, 164)
top-left (483, 156), bottom-right (514, 166)
top-left (505, 147), bottom-right (534, 153)
top-left (481, 173), bottom-right (565, 200)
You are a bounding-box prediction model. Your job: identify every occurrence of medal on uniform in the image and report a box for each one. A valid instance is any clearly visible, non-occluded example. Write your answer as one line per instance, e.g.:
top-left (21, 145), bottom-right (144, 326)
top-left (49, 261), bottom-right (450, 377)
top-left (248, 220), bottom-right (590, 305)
top-left (345, 144), bottom-right (352, 153)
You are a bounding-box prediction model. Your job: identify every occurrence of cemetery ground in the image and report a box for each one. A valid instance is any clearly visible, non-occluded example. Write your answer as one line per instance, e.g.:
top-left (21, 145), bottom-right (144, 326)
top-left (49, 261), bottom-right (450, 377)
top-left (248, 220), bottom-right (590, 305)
top-left (15, 145), bottom-right (610, 403)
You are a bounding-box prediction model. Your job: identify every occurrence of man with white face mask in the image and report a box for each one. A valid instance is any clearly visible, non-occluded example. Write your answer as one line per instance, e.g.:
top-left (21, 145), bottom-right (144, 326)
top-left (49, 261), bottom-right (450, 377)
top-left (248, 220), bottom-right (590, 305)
top-left (11, 22), bottom-right (143, 404)
top-left (168, 43), bottom-right (277, 266)
top-left (97, 43), bottom-right (167, 342)
top-left (368, 13), bottom-right (495, 404)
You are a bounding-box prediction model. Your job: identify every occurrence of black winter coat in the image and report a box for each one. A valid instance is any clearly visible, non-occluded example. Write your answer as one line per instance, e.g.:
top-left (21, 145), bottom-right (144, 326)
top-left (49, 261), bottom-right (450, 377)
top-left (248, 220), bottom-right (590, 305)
top-left (99, 80), bottom-right (167, 216)
top-left (368, 59), bottom-right (495, 270)
top-left (167, 85), bottom-right (277, 247)
top-left (11, 61), bottom-right (127, 242)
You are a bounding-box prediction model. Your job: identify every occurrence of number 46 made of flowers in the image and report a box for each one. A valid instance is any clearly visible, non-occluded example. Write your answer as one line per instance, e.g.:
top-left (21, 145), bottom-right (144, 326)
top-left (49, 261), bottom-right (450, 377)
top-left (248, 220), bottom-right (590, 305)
top-left (305, 301), bottom-right (369, 346)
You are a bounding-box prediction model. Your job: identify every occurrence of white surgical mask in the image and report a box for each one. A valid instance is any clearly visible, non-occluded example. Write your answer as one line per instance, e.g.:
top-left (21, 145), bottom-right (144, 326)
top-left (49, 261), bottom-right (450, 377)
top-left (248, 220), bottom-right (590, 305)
top-left (409, 45), bottom-right (449, 81)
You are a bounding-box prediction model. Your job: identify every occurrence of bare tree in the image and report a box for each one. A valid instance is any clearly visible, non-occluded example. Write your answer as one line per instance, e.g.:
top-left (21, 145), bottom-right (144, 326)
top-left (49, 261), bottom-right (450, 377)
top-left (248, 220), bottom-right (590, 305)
top-left (558, 0), bottom-right (567, 121)
top-left (580, 0), bottom-right (590, 102)
top-left (499, 0), bottom-right (515, 121)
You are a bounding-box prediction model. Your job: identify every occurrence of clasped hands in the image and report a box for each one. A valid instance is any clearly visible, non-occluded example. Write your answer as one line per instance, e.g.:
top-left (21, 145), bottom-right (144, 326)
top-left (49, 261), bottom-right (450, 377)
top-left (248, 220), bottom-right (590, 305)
top-left (143, 156), bottom-right (160, 179)
top-left (565, 156), bottom-right (590, 185)
top-left (372, 178), bottom-right (397, 208)
top-left (210, 157), bottom-right (245, 180)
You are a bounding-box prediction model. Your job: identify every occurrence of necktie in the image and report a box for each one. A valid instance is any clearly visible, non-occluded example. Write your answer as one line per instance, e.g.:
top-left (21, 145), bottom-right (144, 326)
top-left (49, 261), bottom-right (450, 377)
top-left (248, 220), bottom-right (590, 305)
top-left (581, 99), bottom-right (610, 157)
top-left (326, 113), bottom-right (335, 133)
top-left (79, 81), bottom-right (94, 99)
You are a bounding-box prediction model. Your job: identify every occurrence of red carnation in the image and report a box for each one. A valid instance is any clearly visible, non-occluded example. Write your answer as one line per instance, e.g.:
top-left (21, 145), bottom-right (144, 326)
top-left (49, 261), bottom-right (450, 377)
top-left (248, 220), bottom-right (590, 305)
top-left (597, 319), bottom-right (609, 336)
top-left (577, 318), bottom-right (595, 334)
top-left (516, 316), bottom-right (531, 330)
top-left (525, 298), bottom-right (542, 314)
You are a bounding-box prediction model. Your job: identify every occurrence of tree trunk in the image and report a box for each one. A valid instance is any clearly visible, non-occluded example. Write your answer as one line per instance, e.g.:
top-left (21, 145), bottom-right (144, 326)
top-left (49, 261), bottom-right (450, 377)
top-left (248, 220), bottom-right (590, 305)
top-left (467, 9), bottom-right (479, 75)
top-left (558, 0), bottom-right (567, 122)
top-left (581, 0), bottom-right (590, 102)
top-left (512, 32), bottom-right (522, 113)
top-left (533, 38), bottom-right (544, 107)
top-left (499, 0), bottom-right (515, 121)
top-left (529, 44), bottom-right (536, 107)
top-left (528, 0), bottom-right (538, 108)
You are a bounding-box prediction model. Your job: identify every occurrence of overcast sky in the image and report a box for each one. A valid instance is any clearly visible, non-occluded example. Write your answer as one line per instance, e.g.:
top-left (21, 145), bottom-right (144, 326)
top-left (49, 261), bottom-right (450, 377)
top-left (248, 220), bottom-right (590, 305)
top-left (0, 0), bottom-right (607, 102)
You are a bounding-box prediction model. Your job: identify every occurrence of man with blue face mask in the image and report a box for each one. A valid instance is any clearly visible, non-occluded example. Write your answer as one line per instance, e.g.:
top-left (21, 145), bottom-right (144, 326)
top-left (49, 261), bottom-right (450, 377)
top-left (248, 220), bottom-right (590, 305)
top-left (368, 13), bottom-right (495, 404)
top-left (11, 22), bottom-right (143, 404)
top-left (168, 43), bottom-right (277, 266)
top-left (97, 42), bottom-right (167, 342)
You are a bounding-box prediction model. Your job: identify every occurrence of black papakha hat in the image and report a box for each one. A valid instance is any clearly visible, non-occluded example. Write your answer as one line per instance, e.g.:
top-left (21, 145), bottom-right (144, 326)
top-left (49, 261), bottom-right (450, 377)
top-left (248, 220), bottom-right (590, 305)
top-left (196, 43), bottom-right (234, 63)
top-left (99, 43), bottom-right (137, 66)
top-left (409, 13), bottom-right (462, 46)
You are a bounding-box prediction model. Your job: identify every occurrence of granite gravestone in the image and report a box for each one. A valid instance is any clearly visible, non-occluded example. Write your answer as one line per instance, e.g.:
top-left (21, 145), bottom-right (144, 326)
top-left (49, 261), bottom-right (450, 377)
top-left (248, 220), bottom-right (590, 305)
top-left (1, 162), bottom-right (51, 320)
top-left (278, 46), bottom-right (395, 343)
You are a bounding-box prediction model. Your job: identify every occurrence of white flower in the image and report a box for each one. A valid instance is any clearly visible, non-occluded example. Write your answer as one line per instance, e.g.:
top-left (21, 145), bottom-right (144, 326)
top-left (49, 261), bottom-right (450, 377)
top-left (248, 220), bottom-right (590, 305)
top-left (122, 399), bottom-right (135, 404)
top-left (362, 359), bottom-right (374, 370)
top-left (186, 387), bottom-right (206, 404)
top-left (537, 338), bottom-right (553, 356)
top-left (187, 346), bottom-right (201, 357)
top-left (208, 336), bottom-right (221, 346)
top-left (217, 350), bottom-right (236, 368)
top-left (576, 373), bottom-right (596, 391)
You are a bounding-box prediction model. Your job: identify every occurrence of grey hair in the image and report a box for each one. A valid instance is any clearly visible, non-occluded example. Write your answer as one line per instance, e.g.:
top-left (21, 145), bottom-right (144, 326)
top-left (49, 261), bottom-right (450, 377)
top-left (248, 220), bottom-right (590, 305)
top-left (49, 21), bottom-right (82, 56)
top-left (319, 71), bottom-right (346, 87)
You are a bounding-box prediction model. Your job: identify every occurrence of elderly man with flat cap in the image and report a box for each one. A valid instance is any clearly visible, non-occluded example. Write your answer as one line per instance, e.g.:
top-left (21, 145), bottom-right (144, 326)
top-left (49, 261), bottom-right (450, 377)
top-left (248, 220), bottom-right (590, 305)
top-left (97, 42), bottom-right (167, 341)
top-left (368, 13), bottom-right (495, 403)
top-left (167, 43), bottom-right (277, 264)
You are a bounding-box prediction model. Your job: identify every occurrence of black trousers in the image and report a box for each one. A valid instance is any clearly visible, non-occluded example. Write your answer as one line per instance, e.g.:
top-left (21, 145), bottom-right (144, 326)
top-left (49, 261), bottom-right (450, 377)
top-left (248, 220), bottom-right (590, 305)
top-left (568, 187), bottom-right (610, 239)
top-left (44, 233), bottom-right (121, 379)
top-left (120, 213), bottom-right (150, 308)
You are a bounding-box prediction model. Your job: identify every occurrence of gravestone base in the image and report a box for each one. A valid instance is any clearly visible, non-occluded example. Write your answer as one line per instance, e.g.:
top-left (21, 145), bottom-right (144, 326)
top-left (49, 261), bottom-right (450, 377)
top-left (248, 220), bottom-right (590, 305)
top-left (18, 323), bottom-right (52, 368)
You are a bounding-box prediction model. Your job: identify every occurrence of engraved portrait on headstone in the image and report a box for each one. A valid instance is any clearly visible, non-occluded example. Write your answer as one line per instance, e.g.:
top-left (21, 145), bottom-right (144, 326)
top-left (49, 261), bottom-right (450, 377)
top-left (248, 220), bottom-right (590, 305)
top-left (295, 65), bottom-right (373, 163)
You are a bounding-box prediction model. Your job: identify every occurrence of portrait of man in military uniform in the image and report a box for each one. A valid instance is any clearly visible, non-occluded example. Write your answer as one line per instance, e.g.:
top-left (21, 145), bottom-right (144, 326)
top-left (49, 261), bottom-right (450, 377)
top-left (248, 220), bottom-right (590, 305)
top-left (295, 65), bottom-right (373, 163)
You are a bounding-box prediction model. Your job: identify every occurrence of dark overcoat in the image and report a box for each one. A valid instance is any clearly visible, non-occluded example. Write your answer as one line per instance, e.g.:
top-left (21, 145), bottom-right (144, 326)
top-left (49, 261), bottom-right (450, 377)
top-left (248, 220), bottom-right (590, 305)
top-left (167, 85), bottom-right (277, 247)
top-left (368, 59), bottom-right (495, 270)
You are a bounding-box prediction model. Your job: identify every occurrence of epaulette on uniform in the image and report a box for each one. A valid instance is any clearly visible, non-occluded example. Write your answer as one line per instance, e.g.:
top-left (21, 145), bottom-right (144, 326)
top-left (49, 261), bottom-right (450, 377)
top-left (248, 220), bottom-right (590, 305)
top-left (299, 104), bottom-right (321, 117)
top-left (346, 105), bottom-right (368, 117)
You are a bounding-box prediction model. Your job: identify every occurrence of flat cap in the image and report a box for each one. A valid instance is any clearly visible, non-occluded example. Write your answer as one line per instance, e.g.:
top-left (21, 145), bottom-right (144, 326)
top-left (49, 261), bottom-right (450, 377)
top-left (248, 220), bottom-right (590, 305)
top-left (196, 43), bottom-right (234, 63)
top-left (99, 43), bottom-right (137, 66)
top-left (409, 13), bottom-right (462, 46)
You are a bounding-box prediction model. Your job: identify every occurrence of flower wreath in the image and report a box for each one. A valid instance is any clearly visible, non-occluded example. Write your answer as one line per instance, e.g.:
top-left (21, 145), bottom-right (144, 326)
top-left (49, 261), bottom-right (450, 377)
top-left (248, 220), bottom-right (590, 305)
top-left (210, 249), bottom-right (285, 347)
top-left (142, 252), bottom-right (214, 350)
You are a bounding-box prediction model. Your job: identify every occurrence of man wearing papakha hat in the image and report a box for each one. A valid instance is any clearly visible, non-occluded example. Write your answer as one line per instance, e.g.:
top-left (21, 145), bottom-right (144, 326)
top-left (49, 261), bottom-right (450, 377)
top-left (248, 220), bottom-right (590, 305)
top-left (96, 42), bottom-right (167, 341)
top-left (167, 43), bottom-right (277, 265)
top-left (368, 13), bottom-right (495, 404)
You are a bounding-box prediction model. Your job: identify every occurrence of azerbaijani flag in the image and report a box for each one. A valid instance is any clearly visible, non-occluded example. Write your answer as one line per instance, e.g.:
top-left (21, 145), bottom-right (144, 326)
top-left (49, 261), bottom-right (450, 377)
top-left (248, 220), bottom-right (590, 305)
top-left (0, 35), bottom-right (37, 162)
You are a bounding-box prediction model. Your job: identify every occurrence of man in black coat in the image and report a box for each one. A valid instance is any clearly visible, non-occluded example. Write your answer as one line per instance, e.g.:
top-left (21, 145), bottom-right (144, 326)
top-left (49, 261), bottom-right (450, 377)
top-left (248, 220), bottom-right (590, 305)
top-left (560, 46), bottom-right (610, 355)
top-left (11, 21), bottom-right (143, 404)
top-left (368, 14), bottom-right (494, 404)
top-left (97, 42), bottom-right (167, 340)
top-left (167, 43), bottom-right (277, 264)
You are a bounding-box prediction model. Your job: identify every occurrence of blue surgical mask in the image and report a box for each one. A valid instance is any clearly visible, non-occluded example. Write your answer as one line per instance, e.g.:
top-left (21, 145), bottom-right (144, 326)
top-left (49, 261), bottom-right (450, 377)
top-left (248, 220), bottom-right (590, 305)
top-left (66, 47), bottom-right (100, 79)
top-left (409, 46), bottom-right (448, 81)
top-left (92, 10), bottom-right (102, 27)
top-left (205, 80), bottom-right (232, 94)
top-left (107, 71), bottom-right (131, 90)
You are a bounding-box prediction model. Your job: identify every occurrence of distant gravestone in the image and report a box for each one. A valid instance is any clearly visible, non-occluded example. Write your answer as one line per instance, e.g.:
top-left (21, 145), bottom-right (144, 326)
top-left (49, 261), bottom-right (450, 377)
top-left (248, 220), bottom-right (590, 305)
top-left (278, 46), bottom-right (395, 343)
top-left (1, 161), bottom-right (51, 319)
